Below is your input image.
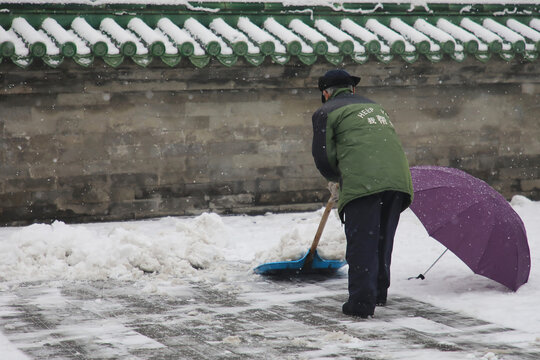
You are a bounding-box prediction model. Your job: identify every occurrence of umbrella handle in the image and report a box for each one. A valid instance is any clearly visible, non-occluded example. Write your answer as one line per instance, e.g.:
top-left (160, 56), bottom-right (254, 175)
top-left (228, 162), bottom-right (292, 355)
top-left (305, 197), bottom-right (336, 264)
top-left (408, 248), bottom-right (449, 281)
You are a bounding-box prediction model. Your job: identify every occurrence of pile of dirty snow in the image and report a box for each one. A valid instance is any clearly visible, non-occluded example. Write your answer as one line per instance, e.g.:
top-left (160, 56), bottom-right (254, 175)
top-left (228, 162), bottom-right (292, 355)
top-left (254, 206), bottom-right (346, 265)
top-left (0, 213), bottom-right (234, 282)
top-left (0, 208), bottom-right (346, 283)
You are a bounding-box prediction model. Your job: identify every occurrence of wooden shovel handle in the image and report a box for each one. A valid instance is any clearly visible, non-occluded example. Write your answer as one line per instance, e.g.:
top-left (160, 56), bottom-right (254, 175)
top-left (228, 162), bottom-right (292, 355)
top-left (306, 197), bottom-right (336, 262)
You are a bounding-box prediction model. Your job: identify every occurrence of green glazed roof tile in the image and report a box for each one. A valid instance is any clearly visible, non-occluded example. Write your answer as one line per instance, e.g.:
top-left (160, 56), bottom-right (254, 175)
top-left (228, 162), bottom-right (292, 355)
top-left (0, 2), bottom-right (539, 68)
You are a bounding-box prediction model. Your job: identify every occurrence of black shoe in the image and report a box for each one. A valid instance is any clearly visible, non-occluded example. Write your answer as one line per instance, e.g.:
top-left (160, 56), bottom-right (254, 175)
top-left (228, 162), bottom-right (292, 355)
top-left (342, 302), bottom-right (373, 319)
top-left (376, 289), bottom-right (387, 306)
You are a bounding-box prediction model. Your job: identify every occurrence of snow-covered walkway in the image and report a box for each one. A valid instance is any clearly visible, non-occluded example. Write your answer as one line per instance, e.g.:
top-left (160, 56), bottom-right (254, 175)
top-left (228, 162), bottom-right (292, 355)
top-left (0, 195), bottom-right (538, 359)
top-left (0, 273), bottom-right (539, 359)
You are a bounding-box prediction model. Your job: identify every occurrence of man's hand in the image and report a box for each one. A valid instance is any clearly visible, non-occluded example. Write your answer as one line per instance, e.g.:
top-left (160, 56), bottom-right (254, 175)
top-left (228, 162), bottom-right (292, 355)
top-left (328, 182), bottom-right (339, 202)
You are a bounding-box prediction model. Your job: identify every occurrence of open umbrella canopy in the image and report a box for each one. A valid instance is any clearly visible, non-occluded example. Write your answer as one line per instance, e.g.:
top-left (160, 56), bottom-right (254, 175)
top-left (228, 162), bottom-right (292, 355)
top-left (409, 166), bottom-right (531, 291)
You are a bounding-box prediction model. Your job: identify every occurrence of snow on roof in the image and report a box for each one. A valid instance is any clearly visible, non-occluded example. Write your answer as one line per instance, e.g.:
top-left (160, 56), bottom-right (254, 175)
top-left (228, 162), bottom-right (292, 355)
top-left (436, 18), bottom-right (485, 52)
top-left (72, 17), bottom-right (120, 55)
top-left (461, 18), bottom-right (503, 45)
top-left (0, 3), bottom-right (538, 68)
top-left (237, 17), bottom-right (273, 45)
top-left (315, 19), bottom-right (349, 44)
top-left (483, 18), bottom-right (524, 43)
top-left (37, 29), bottom-right (60, 55)
top-left (65, 30), bottom-right (91, 55)
top-left (340, 18), bottom-right (378, 44)
top-left (184, 17), bottom-right (233, 55)
top-left (414, 18), bottom-right (454, 45)
top-left (209, 18), bottom-right (260, 55)
top-left (528, 19), bottom-right (540, 33)
top-left (7, 28), bottom-right (30, 56)
top-left (42, 18), bottom-right (76, 46)
top-left (0, 0), bottom-right (539, 5)
top-left (128, 18), bottom-right (163, 46)
top-left (264, 17), bottom-right (313, 54)
top-left (507, 19), bottom-right (540, 44)
top-left (237, 17), bottom-right (286, 54)
top-left (11, 18), bottom-right (48, 47)
top-left (314, 19), bottom-right (364, 54)
top-left (156, 17), bottom-right (203, 56)
top-left (290, 19), bottom-right (325, 45)
top-left (101, 17), bottom-right (148, 55)
top-left (365, 19), bottom-right (413, 54)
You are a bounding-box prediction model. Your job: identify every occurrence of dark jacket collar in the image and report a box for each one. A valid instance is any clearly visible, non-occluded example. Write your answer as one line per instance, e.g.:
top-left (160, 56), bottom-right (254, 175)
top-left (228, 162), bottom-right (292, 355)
top-left (329, 88), bottom-right (353, 100)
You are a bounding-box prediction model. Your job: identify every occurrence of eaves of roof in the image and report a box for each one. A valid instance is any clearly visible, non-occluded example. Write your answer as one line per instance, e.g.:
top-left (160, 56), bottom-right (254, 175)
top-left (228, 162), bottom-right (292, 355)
top-left (0, 2), bottom-right (539, 69)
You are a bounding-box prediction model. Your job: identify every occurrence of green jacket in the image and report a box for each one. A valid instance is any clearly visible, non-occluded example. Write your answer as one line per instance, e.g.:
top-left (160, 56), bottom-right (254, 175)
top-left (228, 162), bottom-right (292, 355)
top-left (312, 88), bottom-right (413, 218)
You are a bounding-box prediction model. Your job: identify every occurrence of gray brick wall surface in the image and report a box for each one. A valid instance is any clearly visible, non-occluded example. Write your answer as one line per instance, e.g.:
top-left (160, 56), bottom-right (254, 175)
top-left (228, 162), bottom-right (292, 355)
top-left (1, 57), bottom-right (539, 225)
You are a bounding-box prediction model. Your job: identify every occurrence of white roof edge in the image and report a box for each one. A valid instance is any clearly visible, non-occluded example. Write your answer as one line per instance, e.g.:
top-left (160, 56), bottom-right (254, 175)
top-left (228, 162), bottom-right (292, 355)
top-left (0, 0), bottom-right (538, 5)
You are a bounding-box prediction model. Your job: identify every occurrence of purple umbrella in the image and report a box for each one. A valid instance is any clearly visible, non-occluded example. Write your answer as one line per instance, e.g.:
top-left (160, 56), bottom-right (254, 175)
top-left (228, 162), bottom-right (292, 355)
top-left (409, 165), bottom-right (530, 291)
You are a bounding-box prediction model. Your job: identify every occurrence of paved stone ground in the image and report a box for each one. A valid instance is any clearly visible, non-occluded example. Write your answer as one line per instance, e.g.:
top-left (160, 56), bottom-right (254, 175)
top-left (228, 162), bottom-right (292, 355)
top-left (1, 268), bottom-right (539, 360)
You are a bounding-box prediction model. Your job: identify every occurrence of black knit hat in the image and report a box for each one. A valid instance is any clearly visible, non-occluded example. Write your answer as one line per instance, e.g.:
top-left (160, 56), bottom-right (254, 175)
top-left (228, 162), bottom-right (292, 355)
top-left (318, 69), bottom-right (361, 91)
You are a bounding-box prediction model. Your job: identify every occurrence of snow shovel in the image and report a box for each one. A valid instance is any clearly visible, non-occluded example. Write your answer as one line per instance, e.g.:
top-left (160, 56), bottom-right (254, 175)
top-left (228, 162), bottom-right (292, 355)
top-left (253, 196), bottom-right (346, 276)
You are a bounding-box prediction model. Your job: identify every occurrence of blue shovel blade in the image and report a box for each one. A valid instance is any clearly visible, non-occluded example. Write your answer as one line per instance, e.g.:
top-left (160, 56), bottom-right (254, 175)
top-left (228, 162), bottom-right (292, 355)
top-left (253, 249), bottom-right (346, 275)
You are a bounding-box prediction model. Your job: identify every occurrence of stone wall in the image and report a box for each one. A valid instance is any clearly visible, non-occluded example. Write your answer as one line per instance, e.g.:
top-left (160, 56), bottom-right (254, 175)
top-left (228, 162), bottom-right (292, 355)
top-left (1, 57), bottom-right (539, 225)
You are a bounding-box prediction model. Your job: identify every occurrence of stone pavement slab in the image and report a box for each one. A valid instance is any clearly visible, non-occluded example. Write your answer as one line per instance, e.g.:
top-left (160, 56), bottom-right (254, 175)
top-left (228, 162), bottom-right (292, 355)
top-left (0, 267), bottom-right (539, 359)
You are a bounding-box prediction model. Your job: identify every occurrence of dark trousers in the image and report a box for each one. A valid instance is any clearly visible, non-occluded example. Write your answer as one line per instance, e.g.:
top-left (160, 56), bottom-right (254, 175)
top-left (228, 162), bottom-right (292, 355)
top-left (343, 191), bottom-right (404, 314)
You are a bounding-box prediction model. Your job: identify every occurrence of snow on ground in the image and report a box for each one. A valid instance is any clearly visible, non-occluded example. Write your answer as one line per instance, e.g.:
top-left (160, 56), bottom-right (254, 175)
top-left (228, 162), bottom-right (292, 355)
top-left (0, 195), bottom-right (538, 357)
top-left (392, 195), bottom-right (540, 333)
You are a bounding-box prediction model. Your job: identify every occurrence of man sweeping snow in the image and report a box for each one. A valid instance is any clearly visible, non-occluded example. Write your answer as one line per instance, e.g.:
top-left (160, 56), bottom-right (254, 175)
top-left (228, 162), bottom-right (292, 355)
top-left (311, 69), bottom-right (414, 318)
